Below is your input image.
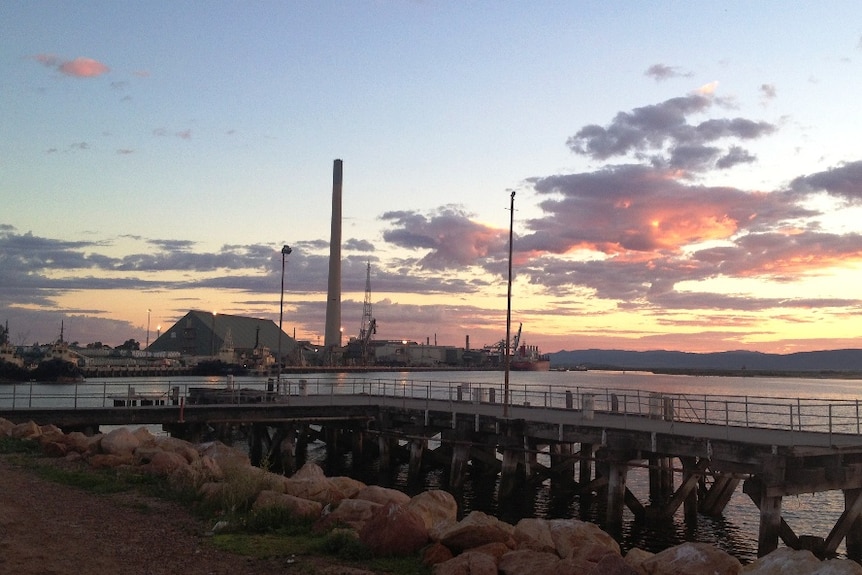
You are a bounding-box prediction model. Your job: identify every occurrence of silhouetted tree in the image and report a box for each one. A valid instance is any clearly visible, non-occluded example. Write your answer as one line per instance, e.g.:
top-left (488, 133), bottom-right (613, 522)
top-left (116, 339), bottom-right (141, 351)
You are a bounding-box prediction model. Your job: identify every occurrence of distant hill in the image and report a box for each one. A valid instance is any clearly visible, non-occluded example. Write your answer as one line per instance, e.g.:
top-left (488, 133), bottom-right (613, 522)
top-left (548, 348), bottom-right (862, 373)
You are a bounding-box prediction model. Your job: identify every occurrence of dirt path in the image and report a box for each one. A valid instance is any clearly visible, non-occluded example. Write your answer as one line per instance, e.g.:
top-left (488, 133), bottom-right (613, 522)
top-left (0, 456), bottom-right (369, 575)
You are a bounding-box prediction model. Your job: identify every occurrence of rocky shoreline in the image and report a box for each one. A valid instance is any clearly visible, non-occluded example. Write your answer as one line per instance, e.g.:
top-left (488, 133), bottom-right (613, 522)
top-left (3, 417), bottom-right (861, 575)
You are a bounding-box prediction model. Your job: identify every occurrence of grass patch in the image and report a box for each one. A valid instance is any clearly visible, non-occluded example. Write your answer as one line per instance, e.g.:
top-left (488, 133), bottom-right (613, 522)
top-left (0, 437), bottom-right (41, 455)
top-left (211, 532), bottom-right (320, 558)
top-left (0, 436), bottom-right (432, 574)
top-left (367, 556), bottom-right (432, 575)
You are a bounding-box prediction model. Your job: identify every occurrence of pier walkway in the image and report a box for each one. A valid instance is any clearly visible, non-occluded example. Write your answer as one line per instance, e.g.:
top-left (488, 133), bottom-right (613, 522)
top-left (4, 377), bottom-right (862, 558)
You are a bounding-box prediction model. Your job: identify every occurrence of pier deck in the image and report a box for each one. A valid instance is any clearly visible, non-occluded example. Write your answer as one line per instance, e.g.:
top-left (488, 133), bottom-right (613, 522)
top-left (3, 379), bottom-right (862, 558)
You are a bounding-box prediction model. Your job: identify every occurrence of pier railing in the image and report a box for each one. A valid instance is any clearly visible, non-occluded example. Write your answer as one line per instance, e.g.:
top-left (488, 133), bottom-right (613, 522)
top-left (2, 377), bottom-right (861, 437)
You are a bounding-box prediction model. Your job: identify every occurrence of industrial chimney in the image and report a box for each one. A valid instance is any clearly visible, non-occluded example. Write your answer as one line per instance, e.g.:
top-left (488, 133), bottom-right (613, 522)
top-left (324, 159), bottom-right (343, 353)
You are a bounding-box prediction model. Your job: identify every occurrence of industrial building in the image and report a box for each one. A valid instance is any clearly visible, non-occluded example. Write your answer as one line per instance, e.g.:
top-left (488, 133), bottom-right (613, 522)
top-left (147, 310), bottom-right (299, 367)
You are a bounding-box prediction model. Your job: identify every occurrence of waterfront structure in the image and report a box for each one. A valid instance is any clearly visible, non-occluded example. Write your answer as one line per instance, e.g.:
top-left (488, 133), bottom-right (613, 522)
top-left (5, 380), bottom-right (862, 559)
top-left (147, 310), bottom-right (297, 365)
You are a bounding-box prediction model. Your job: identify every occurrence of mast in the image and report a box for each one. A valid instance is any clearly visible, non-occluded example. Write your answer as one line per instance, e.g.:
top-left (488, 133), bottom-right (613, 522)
top-left (504, 190), bottom-right (515, 418)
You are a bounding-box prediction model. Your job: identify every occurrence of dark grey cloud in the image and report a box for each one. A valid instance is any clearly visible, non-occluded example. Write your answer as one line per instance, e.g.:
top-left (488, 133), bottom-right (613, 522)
top-left (345, 238), bottom-right (375, 252)
top-left (644, 64), bottom-right (693, 81)
top-left (760, 84), bottom-right (777, 100)
top-left (566, 94), bottom-right (775, 172)
top-left (790, 160), bottom-right (862, 203)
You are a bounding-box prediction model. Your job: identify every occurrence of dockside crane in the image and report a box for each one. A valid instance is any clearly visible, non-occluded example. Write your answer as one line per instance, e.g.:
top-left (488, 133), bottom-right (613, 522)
top-left (358, 262), bottom-right (377, 365)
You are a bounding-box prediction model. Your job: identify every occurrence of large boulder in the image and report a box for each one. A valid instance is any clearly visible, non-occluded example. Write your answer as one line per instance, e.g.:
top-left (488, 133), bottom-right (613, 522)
top-left (282, 476), bottom-right (346, 506)
top-left (155, 436), bottom-right (199, 463)
top-left (131, 426), bottom-right (157, 447)
top-left (315, 497), bottom-right (382, 532)
top-left (513, 518), bottom-right (557, 553)
top-left (198, 441), bottom-right (250, 471)
top-left (36, 424), bottom-right (65, 444)
top-left (58, 431), bottom-right (101, 455)
top-left (87, 453), bottom-right (136, 469)
top-left (252, 489), bottom-right (323, 520)
top-left (139, 449), bottom-right (190, 477)
top-left (353, 485), bottom-right (411, 507)
top-left (624, 547), bottom-right (655, 571)
top-left (578, 552), bottom-right (640, 575)
top-left (548, 518), bottom-right (621, 559)
top-left (407, 490), bottom-right (459, 532)
top-left (436, 511), bottom-right (515, 552)
top-left (422, 542), bottom-right (454, 566)
top-left (432, 549), bottom-right (499, 575)
top-left (499, 549), bottom-right (562, 575)
top-left (329, 475), bottom-right (366, 499)
top-left (742, 547), bottom-right (862, 574)
top-left (42, 440), bottom-right (69, 457)
top-left (292, 461), bottom-right (326, 480)
top-left (641, 542), bottom-right (741, 575)
top-left (100, 427), bottom-right (141, 456)
top-left (358, 501), bottom-right (429, 557)
top-left (9, 420), bottom-right (41, 440)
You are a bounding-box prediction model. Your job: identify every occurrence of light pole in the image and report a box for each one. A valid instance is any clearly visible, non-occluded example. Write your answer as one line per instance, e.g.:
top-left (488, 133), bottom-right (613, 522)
top-left (278, 245), bottom-right (292, 387)
top-left (504, 190), bottom-right (515, 418)
top-left (146, 309), bottom-right (151, 350)
top-left (211, 311), bottom-right (217, 357)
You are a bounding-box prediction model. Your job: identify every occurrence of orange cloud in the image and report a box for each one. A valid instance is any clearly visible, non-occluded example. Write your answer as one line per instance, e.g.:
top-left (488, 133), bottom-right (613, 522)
top-left (60, 57), bottom-right (109, 77)
top-left (32, 54), bottom-right (109, 78)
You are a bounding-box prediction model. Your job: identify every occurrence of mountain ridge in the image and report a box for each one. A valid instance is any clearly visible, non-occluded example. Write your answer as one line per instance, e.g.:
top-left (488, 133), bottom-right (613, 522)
top-left (548, 348), bottom-right (862, 372)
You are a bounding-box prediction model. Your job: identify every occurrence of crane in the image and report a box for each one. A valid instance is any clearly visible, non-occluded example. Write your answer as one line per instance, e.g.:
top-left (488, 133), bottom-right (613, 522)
top-left (358, 262), bottom-right (377, 365)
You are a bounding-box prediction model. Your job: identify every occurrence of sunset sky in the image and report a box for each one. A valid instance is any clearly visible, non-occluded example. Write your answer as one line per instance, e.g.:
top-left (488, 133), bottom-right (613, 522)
top-left (4, 2), bottom-right (862, 354)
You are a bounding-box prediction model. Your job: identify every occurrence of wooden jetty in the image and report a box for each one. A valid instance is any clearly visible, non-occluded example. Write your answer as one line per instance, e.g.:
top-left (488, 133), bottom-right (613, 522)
top-left (3, 379), bottom-right (862, 559)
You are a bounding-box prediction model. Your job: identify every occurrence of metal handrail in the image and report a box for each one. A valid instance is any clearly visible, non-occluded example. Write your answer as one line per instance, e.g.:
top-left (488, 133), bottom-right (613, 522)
top-left (1, 378), bottom-right (861, 436)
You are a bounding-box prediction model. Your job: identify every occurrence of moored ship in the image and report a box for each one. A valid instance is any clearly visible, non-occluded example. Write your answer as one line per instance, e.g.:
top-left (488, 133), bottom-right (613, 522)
top-left (506, 323), bottom-right (550, 371)
top-left (510, 343), bottom-right (551, 371)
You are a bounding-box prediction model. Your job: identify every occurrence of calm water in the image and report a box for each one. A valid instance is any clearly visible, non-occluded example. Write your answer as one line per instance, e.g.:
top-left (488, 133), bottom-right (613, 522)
top-left (5, 369), bottom-right (862, 563)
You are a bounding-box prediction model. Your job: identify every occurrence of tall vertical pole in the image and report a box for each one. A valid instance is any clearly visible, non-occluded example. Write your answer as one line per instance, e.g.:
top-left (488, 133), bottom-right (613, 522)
top-left (146, 308), bottom-right (151, 349)
top-left (278, 245), bottom-right (292, 384)
top-left (324, 159), bottom-right (343, 364)
top-left (504, 190), bottom-right (515, 418)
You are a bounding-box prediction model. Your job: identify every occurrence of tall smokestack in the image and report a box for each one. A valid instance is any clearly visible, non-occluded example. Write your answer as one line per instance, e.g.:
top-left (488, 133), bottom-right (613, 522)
top-left (324, 159), bottom-right (343, 350)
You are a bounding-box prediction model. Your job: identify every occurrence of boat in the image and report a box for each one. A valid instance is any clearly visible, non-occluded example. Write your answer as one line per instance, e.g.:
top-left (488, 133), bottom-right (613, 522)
top-left (507, 323), bottom-right (550, 371)
top-left (34, 321), bottom-right (85, 382)
top-left (510, 343), bottom-right (551, 371)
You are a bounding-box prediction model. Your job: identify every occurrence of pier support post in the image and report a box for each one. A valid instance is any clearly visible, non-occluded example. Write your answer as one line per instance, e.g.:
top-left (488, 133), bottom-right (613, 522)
top-left (682, 457), bottom-right (699, 528)
top-left (525, 438), bottom-right (539, 479)
top-left (606, 456), bottom-right (628, 530)
top-left (843, 488), bottom-right (862, 560)
top-left (499, 446), bottom-right (521, 499)
top-left (350, 429), bottom-right (364, 469)
top-left (378, 435), bottom-right (392, 472)
top-left (281, 427), bottom-right (297, 475)
top-left (649, 455), bottom-right (674, 504)
top-left (408, 438), bottom-right (426, 482)
top-left (579, 443), bottom-right (594, 486)
top-left (757, 493), bottom-right (783, 557)
top-left (450, 442), bottom-right (471, 491)
top-left (550, 443), bottom-right (576, 489)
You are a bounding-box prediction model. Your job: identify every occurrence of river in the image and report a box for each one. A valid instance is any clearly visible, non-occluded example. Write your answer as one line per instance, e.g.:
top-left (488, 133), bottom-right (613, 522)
top-left (4, 369), bottom-right (861, 563)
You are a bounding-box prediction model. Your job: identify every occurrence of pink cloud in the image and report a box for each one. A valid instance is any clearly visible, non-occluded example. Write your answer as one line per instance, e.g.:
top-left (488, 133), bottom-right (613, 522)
top-left (60, 57), bottom-right (109, 77)
top-left (32, 53), bottom-right (109, 78)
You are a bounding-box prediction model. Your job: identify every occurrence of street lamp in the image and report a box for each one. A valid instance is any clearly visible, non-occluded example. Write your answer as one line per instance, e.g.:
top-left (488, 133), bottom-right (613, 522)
top-left (278, 245), bottom-right (292, 387)
top-left (504, 190), bottom-right (515, 418)
top-left (146, 309), bottom-right (151, 350)
top-left (211, 311), bottom-right (217, 357)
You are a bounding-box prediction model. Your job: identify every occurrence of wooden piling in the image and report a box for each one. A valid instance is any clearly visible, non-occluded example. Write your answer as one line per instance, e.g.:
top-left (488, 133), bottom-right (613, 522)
top-left (450, 442), bottom-right (471, 491)
top-left (408, 438), bottom-right (426, 481)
